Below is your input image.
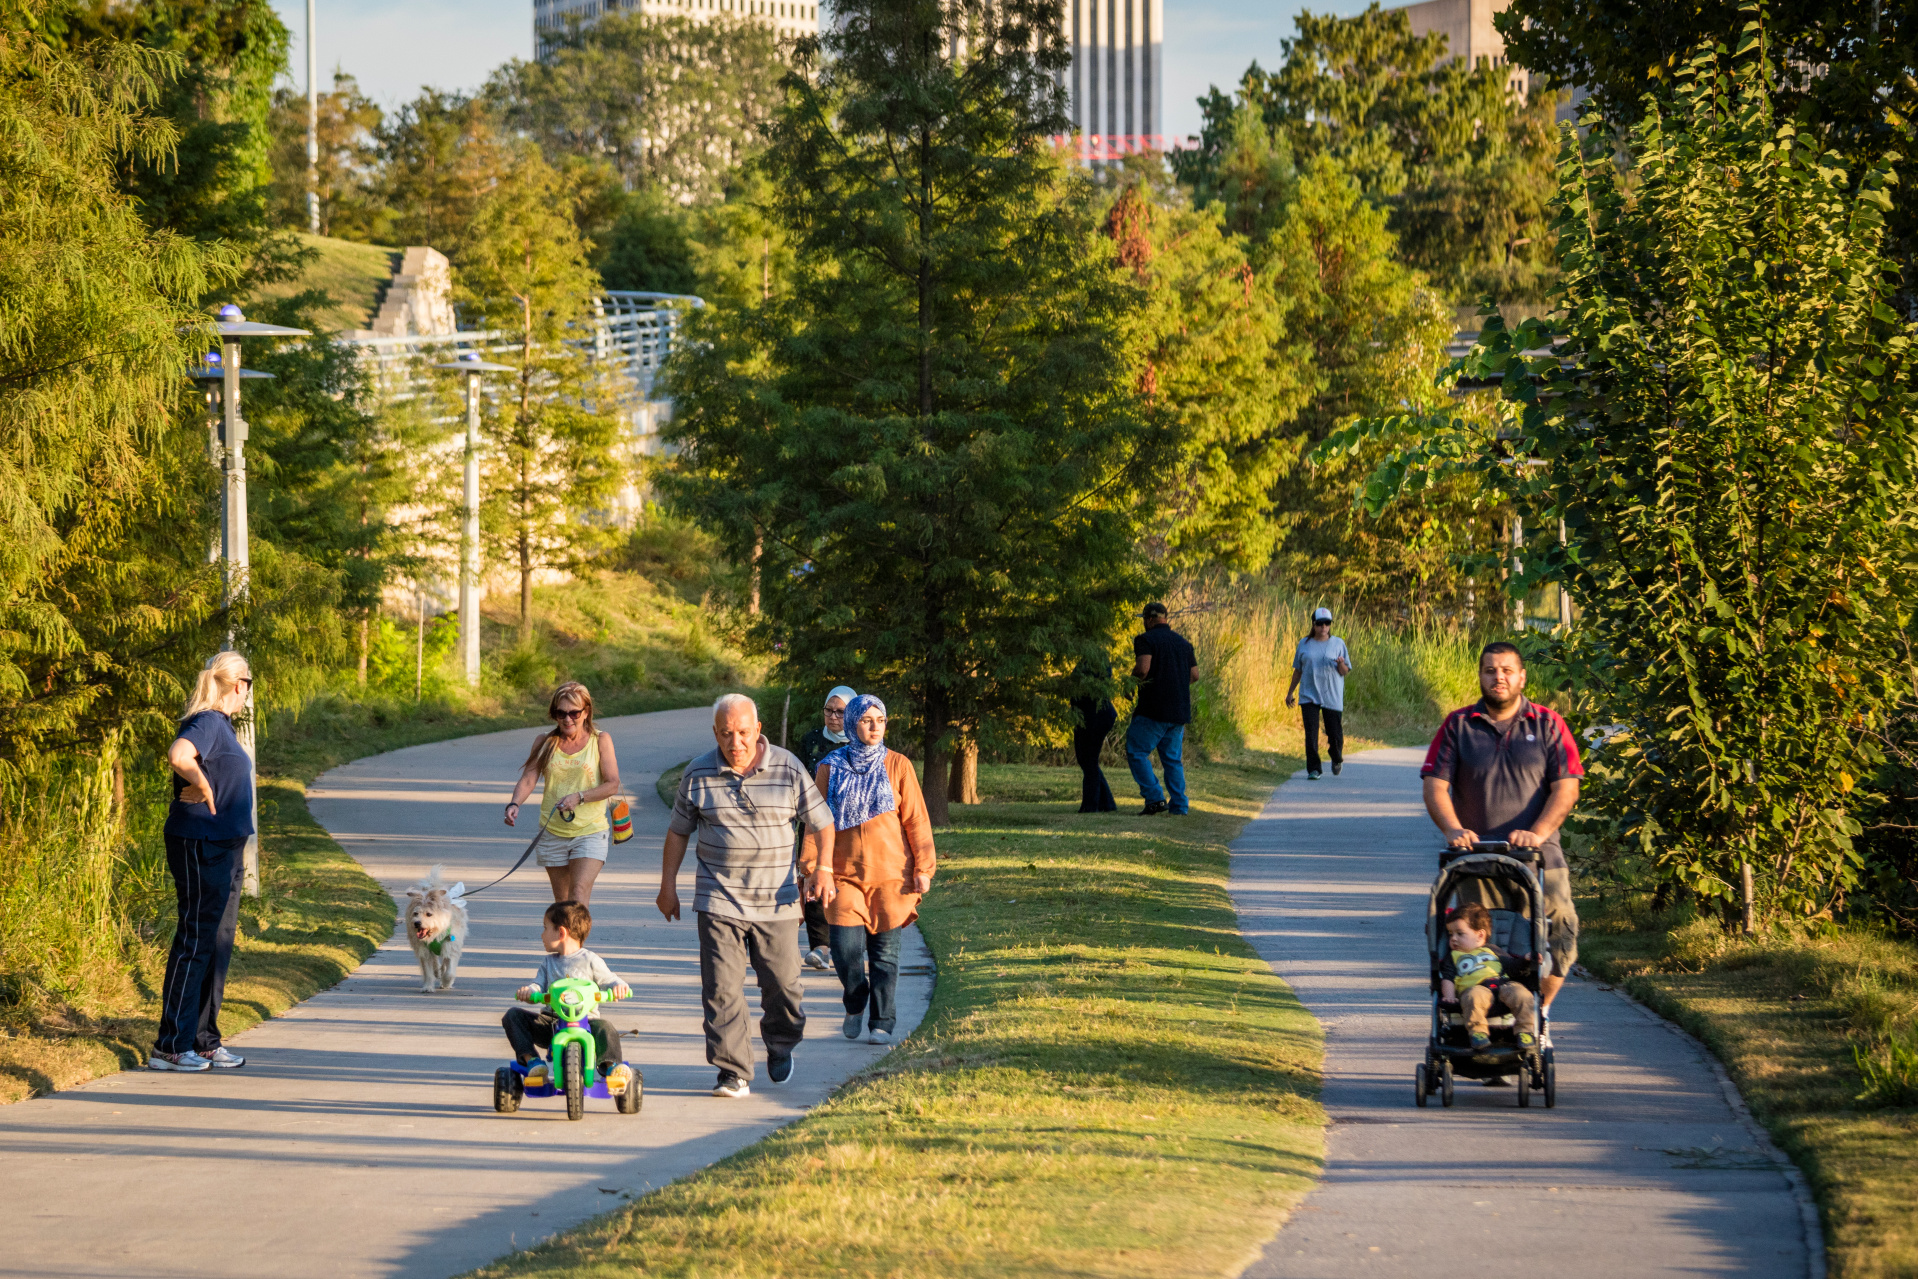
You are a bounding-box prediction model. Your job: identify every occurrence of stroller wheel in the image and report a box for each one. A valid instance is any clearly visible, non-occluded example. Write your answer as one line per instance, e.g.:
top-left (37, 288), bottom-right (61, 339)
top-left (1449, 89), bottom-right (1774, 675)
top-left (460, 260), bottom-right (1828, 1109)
top-left (1543, 1056), bottom-right (1557, 1108)
top-left (1439, 1058), bottom-right (1455, 1108)
top-left (1415, 1063), bottom-right (1430, 1108)
top-left (1516, 1066), bottom-right (1531, 1108)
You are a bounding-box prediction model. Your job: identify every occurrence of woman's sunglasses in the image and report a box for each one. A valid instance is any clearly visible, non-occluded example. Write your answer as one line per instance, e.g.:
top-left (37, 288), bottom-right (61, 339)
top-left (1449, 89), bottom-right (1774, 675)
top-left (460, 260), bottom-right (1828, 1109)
top-left (554, 708), bottom-right (585, 722)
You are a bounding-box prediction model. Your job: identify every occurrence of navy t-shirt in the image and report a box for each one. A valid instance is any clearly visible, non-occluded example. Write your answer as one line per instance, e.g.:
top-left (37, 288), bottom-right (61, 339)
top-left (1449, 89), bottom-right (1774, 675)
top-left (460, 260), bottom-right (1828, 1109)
top-left (1132, 626), bottom-right (1197, 725)
top-left (164, 711), bottom-right (256, 841)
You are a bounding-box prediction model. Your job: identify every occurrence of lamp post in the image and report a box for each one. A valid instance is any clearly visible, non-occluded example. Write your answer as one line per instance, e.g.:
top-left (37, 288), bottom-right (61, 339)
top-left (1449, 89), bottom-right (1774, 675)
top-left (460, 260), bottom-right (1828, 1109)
top-left (306, 0), bottom-right (319, 234)
top-left (190, 354), bottom-right (273, 569)
top-left (430, 351), bottom-right (512, 687)
top-left (208, 304), bottom-right (310, 897)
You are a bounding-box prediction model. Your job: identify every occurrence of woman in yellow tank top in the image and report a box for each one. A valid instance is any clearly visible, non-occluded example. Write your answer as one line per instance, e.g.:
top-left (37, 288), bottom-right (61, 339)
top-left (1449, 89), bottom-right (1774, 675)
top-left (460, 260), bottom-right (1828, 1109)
top-left (504, 682), bottom-right (623, 905)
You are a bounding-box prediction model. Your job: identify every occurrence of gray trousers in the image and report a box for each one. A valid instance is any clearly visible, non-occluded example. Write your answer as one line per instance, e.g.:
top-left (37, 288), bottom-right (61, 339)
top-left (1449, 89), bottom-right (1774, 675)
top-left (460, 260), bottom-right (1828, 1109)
top-left (697, 911), bottom-right (807, 1081)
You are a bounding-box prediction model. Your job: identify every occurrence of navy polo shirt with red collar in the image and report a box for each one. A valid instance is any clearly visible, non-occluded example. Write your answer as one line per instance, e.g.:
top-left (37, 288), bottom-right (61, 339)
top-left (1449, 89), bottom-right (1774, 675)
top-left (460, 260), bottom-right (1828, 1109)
top-left (1420, 698), bottom-right (1584, 868)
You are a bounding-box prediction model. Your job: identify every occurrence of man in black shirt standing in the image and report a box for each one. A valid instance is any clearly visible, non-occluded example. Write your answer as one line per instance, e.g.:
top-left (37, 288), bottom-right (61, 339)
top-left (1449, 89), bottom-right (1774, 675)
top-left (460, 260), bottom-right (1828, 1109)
top-left (1126, 602), bottom-right (1199, 815)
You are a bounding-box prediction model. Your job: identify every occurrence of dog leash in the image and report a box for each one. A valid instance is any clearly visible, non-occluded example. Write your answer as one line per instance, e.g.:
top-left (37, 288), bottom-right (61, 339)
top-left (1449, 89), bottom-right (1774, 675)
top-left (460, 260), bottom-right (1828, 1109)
top-left (452, 796), bottom-right (630, 900)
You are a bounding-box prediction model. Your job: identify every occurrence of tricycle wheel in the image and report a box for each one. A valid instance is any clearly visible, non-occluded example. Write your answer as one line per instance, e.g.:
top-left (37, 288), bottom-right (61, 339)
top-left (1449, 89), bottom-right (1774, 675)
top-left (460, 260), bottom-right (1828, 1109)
top-left (1439, 1058), bottom-right (1455, 1108)
top-left (493, 1066), bottom-right (522, 1114)
top-left (1414, 1063), bottom-right (1429, 1108)
top-left (1543, 1055), bottom-right (1557, 1109)
top-left (563, 1043), bottom-right (585, 1121)
top-left (616, 1066), bottom-right (644, 1115)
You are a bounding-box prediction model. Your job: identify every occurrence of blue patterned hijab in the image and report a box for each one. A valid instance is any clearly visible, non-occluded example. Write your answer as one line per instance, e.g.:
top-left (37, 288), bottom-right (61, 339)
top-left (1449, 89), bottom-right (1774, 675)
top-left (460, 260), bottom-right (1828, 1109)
top-left (825, 693), bottom-right (897, 831)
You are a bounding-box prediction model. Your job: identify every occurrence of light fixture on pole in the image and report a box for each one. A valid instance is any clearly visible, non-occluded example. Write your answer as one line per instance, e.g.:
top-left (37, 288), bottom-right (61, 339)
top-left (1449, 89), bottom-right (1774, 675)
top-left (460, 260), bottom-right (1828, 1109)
top-left (190, 354), bottom-right (273, 569)
top-left (209, 303), bottom-right (310, 898)
top-left (430, 351), bottom-right (512, 688)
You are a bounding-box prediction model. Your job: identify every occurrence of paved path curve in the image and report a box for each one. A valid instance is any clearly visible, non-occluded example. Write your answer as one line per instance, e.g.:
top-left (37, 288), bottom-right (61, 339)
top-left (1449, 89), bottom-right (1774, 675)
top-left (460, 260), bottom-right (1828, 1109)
top-left (1231, 747), bottom-right (1818, 1279)
top-left (0, 705), bottom-right (930, 1279)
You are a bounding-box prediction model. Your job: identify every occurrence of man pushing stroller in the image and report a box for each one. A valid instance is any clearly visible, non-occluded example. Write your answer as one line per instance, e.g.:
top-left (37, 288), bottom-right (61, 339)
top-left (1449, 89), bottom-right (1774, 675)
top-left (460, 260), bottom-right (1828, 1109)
top-left (1420, 640), bottom-right (1582, 1035)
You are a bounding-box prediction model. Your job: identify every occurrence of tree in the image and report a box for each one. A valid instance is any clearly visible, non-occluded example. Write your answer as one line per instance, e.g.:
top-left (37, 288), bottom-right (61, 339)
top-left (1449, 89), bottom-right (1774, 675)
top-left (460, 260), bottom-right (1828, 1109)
top-left (1265, 156), bottom-right (1460, 615)
top-left (686, 169), bottom-right (796, 310)
top-left (0, 0), bottom-right (239, 757)
top-left (376, 89), bottom-right (513, 256)
top-left (486, 13), bottom-right (784, 206)
top-left (67, 0), bottom-right (300, 290)
top-left (565, 157), bottom-right (699, 294)
top-left (1177, 4), bottom-right (1560, 305)
top-left (1097, 163), bottom-right (1307, 571)
top-left (456, 152), bottom-right (627, 644)
top-left (661, 0), bottom-right (1164, 825)
top-left (264, 69), bottom-right (385, 239)
top-left (1331, 20), bottom-right (1918, 918)
top-left (1499, 0), bottom-right (1918, 284)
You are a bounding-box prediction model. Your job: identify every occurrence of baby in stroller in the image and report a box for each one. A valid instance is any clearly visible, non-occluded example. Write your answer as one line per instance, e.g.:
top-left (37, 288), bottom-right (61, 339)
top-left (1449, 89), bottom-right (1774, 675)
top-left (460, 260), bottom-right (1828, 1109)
top-left (1440, 901), bottom-right (1537, 1055)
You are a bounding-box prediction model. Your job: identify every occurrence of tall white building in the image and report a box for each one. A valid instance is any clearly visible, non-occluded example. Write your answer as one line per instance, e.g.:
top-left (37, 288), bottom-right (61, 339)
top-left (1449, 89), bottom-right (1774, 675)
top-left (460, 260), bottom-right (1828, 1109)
top-left (1061, 0), bottom-right (1164, 163)
top-left (534, 0), bottom-right (821, 59)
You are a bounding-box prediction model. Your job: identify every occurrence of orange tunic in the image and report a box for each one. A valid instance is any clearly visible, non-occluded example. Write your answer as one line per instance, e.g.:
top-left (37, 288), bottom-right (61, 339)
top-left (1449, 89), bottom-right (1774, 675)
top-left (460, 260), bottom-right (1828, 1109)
top-left (815, 750), bottom-right (937, 932)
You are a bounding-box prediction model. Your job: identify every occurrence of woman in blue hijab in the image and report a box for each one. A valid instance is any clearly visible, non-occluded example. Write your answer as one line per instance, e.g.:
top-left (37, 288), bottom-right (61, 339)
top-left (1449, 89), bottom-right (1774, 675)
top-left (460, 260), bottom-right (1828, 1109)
top-left (814, 693), bottom-right (936, 1045)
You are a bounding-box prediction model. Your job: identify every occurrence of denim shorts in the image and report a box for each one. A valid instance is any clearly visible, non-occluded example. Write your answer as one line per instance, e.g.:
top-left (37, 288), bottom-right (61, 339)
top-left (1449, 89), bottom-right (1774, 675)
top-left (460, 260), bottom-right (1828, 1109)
top-left (533, 827), bottom-right (609, 868)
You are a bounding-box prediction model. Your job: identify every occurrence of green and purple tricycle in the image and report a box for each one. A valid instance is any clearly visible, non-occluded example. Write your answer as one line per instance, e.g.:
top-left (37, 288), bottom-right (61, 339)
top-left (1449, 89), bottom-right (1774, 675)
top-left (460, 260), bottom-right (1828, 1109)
top-left (493, 977), bottom-right (642, 1120)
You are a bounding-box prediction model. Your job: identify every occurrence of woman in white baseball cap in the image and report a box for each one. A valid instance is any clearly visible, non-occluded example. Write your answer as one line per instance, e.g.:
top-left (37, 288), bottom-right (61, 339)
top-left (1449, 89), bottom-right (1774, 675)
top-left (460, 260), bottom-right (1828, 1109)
top-left (1285, 607), bottom-right (1352, 779)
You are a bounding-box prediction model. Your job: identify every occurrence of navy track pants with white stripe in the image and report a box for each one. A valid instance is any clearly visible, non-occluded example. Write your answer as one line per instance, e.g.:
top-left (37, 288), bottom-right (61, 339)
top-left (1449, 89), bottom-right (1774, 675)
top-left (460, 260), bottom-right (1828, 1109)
top-left (155, 835), bottom-right (246, 1055)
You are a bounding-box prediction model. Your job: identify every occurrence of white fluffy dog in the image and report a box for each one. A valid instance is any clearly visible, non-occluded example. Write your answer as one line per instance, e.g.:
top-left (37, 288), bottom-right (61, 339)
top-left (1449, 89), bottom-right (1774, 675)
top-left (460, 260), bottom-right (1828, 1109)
top-left (403, 865), bottom-right (468, 993)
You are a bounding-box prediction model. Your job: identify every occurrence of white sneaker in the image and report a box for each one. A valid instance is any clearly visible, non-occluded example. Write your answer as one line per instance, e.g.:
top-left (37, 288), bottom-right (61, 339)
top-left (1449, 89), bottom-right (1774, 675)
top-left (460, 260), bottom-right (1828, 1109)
top-left (843, 1013), bottom-right (863, 1040)
top-left (203, 1046), bottom-right (245, 1068)
top-left (804, 946), bottom-right (831, 971)
top-left (866, 1027), bottom-right (894, 1046)
top-left (712, 1072), bottom-right (750, 1099)
top-left (149, 1050), bottom-right (211, 1072)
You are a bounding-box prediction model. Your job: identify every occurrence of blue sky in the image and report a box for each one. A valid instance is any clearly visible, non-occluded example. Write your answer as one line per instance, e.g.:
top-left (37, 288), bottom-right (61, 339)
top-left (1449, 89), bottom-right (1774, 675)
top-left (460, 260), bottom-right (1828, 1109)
top-left (270, 0), bottom-right (1378, 143)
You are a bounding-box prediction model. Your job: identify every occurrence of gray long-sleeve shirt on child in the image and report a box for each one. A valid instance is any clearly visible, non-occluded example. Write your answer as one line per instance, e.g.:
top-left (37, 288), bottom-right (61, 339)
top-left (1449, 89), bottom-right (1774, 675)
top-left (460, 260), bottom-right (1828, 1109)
top-left (531, 948), bottom-right (622, 990)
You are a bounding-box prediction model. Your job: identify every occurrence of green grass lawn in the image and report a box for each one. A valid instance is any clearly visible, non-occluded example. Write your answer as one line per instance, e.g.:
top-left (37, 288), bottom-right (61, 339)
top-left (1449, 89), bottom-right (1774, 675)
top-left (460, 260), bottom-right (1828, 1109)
top-left (464, 754), bottom-right (1323, 1279)
top-left (1577, 898), bottom-right (1918, 1278)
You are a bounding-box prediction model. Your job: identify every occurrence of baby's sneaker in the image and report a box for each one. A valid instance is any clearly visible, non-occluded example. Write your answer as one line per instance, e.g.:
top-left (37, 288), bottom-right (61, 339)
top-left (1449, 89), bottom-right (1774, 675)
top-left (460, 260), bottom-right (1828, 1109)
top-left (605, 1063), bottom-right (635, 1093)
top-left (522, 1060), bottom-right (549, 1089)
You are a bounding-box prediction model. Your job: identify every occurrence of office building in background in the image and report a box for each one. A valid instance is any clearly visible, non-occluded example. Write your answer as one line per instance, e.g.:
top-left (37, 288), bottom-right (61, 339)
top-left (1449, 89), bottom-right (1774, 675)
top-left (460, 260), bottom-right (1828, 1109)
top-left (1395, 0), bottom-right (1528, 96)
top-left (534, 0), bottom-right (820, 59)
top-left (1060, 0), bottom-right (1164, 164)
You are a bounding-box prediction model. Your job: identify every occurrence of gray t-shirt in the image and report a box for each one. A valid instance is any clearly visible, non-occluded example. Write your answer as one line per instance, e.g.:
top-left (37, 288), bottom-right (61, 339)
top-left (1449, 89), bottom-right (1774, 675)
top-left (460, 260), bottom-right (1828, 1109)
top-left (669, 738), bottom-right (835, 921)
top-left (1293, 636), bottom-right (1352, 712)
top-left (531, 947), bottom-right (621, 990)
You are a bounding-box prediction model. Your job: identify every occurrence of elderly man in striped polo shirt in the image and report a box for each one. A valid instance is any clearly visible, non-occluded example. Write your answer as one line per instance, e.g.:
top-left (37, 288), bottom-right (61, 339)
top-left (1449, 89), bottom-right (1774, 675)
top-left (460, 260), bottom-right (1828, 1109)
top-left (659, 693), bottom-right (836, 1098)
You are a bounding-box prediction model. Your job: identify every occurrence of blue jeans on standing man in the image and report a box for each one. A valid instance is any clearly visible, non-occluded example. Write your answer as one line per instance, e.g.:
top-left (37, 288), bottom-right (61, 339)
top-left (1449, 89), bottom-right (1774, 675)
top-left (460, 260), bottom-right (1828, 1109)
top-left (1125, 715), bottom-right (1188, 813)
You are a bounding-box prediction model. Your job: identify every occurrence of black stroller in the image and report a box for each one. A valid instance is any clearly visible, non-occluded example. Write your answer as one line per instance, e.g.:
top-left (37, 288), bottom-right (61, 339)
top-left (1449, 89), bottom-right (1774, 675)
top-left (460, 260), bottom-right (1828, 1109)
top-left (1414, 841), bottom-right (1557, 1108)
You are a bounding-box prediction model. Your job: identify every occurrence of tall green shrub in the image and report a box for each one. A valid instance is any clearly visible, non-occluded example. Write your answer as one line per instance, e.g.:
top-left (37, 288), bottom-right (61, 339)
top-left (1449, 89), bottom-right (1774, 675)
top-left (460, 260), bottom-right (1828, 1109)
top-left (1333, 15), bottom-right (1918, 919)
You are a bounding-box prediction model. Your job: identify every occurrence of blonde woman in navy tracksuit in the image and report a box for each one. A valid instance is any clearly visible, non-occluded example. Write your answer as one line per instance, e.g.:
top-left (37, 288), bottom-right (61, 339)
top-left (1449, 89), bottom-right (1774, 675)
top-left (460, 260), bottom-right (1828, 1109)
top-left (151, 651), bottom-right (256, 1072)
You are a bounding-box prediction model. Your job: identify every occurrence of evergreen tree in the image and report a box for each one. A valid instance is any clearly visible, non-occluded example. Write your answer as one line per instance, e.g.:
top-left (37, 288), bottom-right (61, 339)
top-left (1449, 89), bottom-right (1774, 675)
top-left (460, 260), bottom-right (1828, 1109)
top-left (376, 89), bottom-right (511, 256)
top-left (456, 151), bottom-right (626, 644)
top-left (1264, 157), bottom-right (1463, 617)
top-left (565, 158), bottom-right (699, 294)
top-left (662, 0), bottom-right (1164, 824)
top-left (0, 0), bottom-right (238, 756)
top-left (264, 69), bottom-right (385, 239)
top-left (1097, 165), bottom-right (1307, 571)
top-left (686, 169), bottom-right (796, 310)
top-left (67, 0), bottom-right (302, 289)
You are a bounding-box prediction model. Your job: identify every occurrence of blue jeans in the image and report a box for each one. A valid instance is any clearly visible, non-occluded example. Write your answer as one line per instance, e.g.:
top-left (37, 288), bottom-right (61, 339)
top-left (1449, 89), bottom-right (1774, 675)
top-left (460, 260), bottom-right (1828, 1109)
top-left (1125, 716), bottom-right (1187, 813)
top-left (830, 924), bottom-right (903, 1033)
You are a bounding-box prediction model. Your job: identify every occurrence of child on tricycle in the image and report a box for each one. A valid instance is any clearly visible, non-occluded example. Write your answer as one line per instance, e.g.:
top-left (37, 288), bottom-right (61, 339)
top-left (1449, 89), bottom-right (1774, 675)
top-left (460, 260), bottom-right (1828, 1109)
top-left (494, 899), bottom-right (641, 1119)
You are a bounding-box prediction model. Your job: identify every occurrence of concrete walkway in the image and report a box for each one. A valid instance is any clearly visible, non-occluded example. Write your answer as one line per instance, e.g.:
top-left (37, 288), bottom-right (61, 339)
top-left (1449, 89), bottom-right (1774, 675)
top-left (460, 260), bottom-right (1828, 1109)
top-left (1231, 747), bottom-right (1818, 1279)
top-left (0, 706), bottom-right (930, 1279)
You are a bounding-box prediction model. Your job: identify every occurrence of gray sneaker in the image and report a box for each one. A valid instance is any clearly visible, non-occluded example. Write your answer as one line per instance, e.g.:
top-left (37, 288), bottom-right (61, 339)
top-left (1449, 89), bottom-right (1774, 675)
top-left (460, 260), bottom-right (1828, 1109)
top-left (148, 1050), bottom-right (211, 1072)
top-left (203, 1046), bottom-right (245, 1069)
top-left (804, 946), bottom-right (832, 971)
top-left (842, 1013), bottom-right (863, 1040)
top-left (867, 1027), bottom-right (894, 1046)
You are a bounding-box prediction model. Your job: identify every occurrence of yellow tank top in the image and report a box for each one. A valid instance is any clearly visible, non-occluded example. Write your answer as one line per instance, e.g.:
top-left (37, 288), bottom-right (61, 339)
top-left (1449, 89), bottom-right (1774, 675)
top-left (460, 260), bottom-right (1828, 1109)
top-left (540, 732), bottom-right (608, 836)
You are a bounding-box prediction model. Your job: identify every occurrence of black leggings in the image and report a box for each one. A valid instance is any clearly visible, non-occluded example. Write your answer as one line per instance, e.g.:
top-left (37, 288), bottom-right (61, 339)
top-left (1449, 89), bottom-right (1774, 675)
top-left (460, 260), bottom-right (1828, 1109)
top-left (1073, 706), bottom-right (1118, 812)
top-left (1302, 704), bottom-right (1343, 774)
top-left (155, 835), bottom-right (246, 1055)
top-left (502, 1006), bottom-right (623, 1067)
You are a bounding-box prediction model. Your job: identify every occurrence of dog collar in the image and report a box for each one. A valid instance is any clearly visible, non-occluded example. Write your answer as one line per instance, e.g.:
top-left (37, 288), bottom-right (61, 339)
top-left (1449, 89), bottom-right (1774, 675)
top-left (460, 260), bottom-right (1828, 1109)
top-left (427, 933), bottom-right (456, 956)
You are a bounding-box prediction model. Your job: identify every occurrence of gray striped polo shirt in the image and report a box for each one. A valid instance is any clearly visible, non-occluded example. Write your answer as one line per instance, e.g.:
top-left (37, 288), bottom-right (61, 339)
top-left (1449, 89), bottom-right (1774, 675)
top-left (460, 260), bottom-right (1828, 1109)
top-left (668, 739), bottom-right (833, 921)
